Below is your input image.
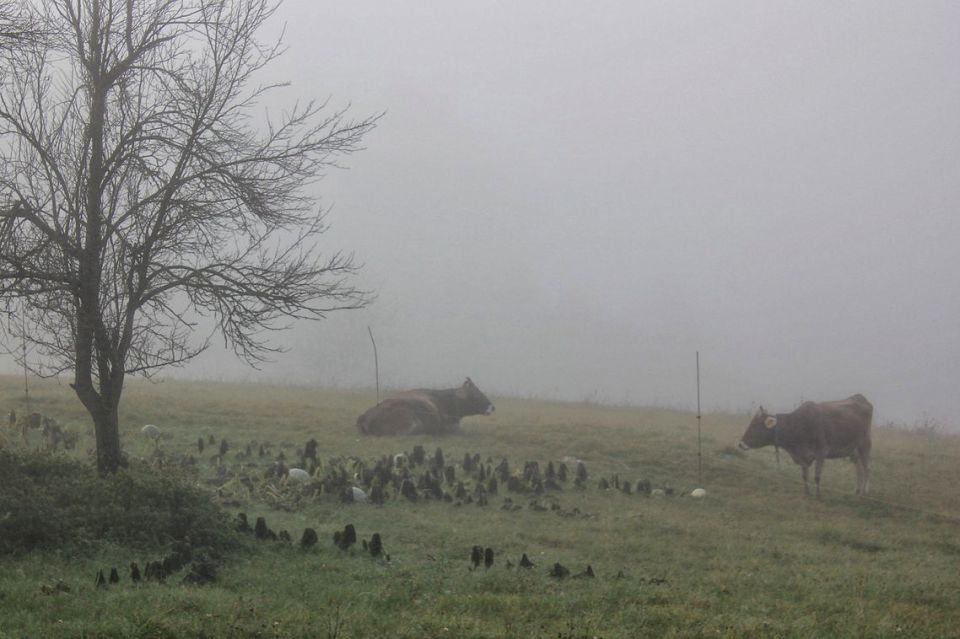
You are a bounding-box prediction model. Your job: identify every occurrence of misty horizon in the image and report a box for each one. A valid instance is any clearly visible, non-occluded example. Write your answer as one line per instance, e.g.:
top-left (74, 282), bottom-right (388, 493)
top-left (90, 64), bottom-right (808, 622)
top-left (3, 1), bottom-right (958, 430)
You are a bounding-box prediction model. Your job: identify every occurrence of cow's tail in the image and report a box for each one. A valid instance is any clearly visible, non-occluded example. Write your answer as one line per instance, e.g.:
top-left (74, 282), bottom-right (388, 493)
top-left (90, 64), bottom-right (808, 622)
top-left (851, 393), bottom-right (874, 425)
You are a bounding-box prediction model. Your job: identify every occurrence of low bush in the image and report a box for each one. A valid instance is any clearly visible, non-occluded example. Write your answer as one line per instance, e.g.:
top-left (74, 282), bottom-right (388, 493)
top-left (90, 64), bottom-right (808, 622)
top-left (0, 450), bottom-right (237, 554)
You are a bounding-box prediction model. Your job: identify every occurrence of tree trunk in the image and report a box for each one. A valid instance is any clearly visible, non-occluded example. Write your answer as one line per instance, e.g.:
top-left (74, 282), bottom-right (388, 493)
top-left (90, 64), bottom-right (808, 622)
top-left (76, 0), bottom-right (116, 476)
top-left (73, 374), bottom-right (125, 476)
top-left (88, 399), bottom-right (124, 476)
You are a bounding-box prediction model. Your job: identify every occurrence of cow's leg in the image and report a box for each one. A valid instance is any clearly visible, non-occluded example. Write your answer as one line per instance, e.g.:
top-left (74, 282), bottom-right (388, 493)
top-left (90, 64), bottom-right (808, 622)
top-left (814, 454), bottom-right (825, 498)
top-left (407, 415), bottom-right (424, 435)
top-left (859, 441), bottom-right (872, 495)
top-left (800, 463), bottom-right (811, 496)
top-left (851, 454), bottom-right (864, 495)
top-left (441, 417), bottom-right (462, 435)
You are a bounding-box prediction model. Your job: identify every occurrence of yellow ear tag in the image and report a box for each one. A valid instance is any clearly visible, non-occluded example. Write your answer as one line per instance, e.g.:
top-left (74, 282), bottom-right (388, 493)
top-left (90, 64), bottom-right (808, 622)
top-left (764, 416), bottom-right (777, 429)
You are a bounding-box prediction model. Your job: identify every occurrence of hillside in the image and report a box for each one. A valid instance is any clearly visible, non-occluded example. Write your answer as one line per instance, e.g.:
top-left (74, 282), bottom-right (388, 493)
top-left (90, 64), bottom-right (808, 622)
top-left (1, 375), bottom-right (959, 638)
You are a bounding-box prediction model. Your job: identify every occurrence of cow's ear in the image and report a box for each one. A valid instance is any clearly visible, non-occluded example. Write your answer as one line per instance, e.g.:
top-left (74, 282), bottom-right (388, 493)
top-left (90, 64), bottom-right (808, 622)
top-left (764, 416), bottom-right (777, 429)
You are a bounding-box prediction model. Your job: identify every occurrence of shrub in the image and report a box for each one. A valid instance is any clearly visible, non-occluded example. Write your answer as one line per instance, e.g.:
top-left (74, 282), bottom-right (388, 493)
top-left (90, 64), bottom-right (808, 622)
top-left (0, 450), bottom-right (237, 554)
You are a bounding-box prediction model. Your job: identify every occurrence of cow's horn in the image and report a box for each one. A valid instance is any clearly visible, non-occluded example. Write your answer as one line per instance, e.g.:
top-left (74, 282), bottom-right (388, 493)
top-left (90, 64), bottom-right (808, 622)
top-left (764, 416), bottom-right (777, 429)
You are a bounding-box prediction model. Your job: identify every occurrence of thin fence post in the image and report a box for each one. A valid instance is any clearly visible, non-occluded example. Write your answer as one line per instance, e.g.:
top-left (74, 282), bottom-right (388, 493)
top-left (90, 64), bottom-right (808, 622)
top-left (696, 351), bottom-right (702, 486)
top-left (367, 326), bottom-right (380, 404)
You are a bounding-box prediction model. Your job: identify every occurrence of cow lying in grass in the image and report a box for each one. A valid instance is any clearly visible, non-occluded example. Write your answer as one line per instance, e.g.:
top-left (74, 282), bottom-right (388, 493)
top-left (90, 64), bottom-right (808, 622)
top-left (357, 378), bottom-right (495, 436)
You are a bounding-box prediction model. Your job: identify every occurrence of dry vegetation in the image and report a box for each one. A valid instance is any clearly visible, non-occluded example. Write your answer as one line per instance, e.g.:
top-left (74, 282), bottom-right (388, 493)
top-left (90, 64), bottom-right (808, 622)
top-left (1, 374), bottom-right (959, 638)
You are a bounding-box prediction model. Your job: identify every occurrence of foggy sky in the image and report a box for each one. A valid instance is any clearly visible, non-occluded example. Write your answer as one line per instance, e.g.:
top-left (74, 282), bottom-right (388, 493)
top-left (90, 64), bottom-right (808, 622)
top-left (7, 1), bottom-right (960, 427)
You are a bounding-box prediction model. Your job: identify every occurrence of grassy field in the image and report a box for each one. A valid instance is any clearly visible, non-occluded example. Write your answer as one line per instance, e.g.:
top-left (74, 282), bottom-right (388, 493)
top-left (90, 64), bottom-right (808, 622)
top-left (1, 374), bottom-right (959, 638)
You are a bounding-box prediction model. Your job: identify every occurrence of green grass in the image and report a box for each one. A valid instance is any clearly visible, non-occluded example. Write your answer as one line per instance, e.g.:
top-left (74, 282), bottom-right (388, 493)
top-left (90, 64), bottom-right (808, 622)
top-left (1, 375), bottom-right (959, 638)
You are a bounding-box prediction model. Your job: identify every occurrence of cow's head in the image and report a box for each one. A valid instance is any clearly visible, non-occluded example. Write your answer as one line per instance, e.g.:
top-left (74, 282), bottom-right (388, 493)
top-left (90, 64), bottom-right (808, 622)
top-left (459, 377), bottom-right (495, 416)
top-left (738, 406), bottom-right (776, 450)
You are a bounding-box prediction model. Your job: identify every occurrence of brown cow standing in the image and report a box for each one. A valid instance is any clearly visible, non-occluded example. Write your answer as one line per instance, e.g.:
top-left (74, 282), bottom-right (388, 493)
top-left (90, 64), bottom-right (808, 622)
top-left (738, 394), bottom-right (873, 497)
top-left (357, 378), bottom-right (495, 436)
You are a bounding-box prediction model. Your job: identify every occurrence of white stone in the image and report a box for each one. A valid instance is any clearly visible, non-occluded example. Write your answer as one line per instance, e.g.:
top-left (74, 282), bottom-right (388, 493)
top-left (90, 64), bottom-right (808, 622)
top-left (287, 468), bottom-right (311, 483)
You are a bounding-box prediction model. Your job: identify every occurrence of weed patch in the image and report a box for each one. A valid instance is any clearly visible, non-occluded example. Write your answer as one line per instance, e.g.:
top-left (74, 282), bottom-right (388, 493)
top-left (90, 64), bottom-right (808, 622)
top-left (0, 450), bottom-right (236, 555)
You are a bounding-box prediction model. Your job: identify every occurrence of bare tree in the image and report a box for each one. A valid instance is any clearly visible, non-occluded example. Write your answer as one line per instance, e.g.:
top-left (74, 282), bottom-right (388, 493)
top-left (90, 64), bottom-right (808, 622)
top-left (0, 0), bottom-right (378, 474)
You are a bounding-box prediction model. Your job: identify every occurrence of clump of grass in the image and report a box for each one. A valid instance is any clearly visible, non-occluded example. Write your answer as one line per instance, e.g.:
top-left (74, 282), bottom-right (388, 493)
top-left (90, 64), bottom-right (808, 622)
top-left (0, 449), bottom-right (236, 554)
top-left (816, 529), bottom-right (887, 554)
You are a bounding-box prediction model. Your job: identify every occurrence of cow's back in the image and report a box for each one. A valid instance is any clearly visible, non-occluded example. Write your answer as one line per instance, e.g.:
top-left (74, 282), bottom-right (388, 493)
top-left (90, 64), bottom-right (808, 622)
top-left (813, 394), bottom-right (872, 456)
top-left (396, 389), bottom-right (458, 417)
